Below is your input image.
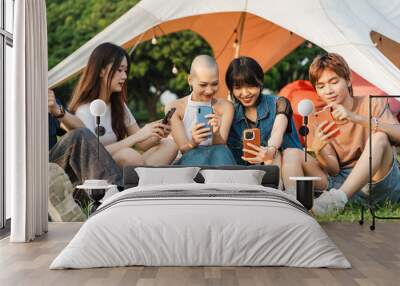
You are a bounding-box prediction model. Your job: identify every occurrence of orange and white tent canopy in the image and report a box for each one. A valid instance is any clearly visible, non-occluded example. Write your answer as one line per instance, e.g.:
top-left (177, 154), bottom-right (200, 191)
top-left (48, 0), bottom-right (400, 97)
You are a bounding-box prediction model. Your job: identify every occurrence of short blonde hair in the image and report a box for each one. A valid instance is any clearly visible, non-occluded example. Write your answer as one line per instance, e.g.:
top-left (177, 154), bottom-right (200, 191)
top-left (309, 53), bottom-right (353, 96)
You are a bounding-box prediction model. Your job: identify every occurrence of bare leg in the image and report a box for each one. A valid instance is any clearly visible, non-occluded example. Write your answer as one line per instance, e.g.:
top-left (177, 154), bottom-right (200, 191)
top-left (340, 132), bottom-right (393, 198)
top-left (281, 148), bottom-right (328, 191)
top-left (142, 138), bottom-right (178, 166)
top-left (265, 152), bottom-right (283, 189)
top-left (113, 148), bottom-right (145, 167)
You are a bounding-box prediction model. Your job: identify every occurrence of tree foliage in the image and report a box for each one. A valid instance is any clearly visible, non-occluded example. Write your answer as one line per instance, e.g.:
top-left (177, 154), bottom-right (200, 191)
top-left (264, 42), bottom-right (324, 91)
top-left (47, 0), bottom-right (140, 69)
top-left (47, 0), bottom-right (324, 122)
top-left (127, 31), bottom-right (212, 120)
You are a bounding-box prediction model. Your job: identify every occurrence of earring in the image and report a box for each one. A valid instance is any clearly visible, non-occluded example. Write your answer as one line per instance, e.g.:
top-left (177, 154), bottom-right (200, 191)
top-left (189, 85), bottom-right (193, 92)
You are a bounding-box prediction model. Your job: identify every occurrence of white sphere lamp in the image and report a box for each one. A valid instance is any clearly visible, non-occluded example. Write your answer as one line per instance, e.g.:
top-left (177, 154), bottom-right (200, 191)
top-left (90, 99), bottom-right (107, 117)
top-left (298, 99), bottom-right (314, 117)
top-left (297, 99), bottom-right (315, 162)
top-left (90, 99), bottom-right (107, 160)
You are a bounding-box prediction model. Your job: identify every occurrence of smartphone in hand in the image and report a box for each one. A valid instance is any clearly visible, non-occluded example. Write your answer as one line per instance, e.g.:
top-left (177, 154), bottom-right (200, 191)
top-left (196, 106), bottom-right (213, 130)
top-left (307, 108), bottom-right (340, 144)
top-left (196, 106), bottom-right (213, 140)
top-left (243, 128), bottom-right (261, 159)
top-left (310, 108), bottom-right (340, 136)
top-left (162, 107), bottom-right (176, 124)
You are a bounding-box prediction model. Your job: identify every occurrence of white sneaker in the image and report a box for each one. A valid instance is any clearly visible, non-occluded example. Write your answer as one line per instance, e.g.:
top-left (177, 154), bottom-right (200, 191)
top-left (312, 188), bottom-right (348, 216)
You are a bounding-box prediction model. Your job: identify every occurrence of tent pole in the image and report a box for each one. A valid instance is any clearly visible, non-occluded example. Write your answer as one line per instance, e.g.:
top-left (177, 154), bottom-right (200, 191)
top-left (235, 12), bottom-right (247, 58)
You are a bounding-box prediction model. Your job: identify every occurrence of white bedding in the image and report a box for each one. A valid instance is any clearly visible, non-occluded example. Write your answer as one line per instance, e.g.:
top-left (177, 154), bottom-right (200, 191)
top-left (50, 183), bottom-right (351, 269)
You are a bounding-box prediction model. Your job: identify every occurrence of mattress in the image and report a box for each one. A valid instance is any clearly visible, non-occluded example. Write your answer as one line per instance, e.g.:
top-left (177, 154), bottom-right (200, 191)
top-left (50, 183), bottom-right (351, 269)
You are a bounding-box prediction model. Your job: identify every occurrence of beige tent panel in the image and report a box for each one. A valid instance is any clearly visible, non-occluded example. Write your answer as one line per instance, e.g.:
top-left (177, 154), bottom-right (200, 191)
top-left (371, 31), bottom-right (400, 69)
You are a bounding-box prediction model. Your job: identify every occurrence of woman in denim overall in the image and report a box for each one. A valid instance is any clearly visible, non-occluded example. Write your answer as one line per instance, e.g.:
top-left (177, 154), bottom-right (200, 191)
top-left (226, 56), bottom-right (302, 188)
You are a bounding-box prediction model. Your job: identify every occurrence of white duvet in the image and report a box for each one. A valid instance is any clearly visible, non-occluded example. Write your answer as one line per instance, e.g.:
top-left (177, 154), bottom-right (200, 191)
top-left (50, 183), bottom-right (351, 269)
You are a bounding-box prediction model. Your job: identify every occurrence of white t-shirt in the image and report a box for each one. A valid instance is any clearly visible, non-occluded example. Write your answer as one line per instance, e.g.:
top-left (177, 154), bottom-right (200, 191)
top-left (75, 103), bottom-right (136, 146)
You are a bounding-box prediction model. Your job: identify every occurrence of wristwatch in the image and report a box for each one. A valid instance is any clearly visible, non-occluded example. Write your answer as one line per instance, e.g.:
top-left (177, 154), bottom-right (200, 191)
top-left (53, 105), bottom-right (65, 119)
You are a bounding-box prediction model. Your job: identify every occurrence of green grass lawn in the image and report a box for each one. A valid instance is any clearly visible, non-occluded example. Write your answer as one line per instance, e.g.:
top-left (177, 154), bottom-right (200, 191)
top-left (316, 201), bottom-right (400, 222)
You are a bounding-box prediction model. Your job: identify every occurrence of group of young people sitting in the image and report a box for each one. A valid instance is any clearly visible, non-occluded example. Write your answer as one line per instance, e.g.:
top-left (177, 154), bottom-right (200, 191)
top-left (48, 42), bottom-right (400, 218)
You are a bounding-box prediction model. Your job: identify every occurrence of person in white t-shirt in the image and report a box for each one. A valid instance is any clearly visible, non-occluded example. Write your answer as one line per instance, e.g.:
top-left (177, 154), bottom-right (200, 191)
top-left (68, 43), bottom-right (178, 167)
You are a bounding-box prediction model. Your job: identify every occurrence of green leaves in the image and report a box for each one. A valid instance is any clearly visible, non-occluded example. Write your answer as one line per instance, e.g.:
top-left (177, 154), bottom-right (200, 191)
top-left (47, 0), bottom-right (139, 69)
top-left (264, 42), bottom-right (324, 92)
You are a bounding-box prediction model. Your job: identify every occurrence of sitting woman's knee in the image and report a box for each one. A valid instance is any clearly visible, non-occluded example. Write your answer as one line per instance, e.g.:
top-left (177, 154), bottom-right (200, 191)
top-left (371, 132), bottom-right (390, 149)
top-left (160, 138), bottom-right (178, 150)
top-left (282, 148), bottom-right (303, 163)
top-left (66, 127), bottom-right (93, 139)
top-left (113, 148), bottom-right (144, 167)
top-left (159, 138), bottom-right (178, 156)
top-left (58, 128), bottom-right (95, 145)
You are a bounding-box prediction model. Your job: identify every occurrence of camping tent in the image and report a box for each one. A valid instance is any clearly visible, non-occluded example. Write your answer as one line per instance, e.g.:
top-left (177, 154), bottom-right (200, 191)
top-left (48, 0), bottom-right (400, 98)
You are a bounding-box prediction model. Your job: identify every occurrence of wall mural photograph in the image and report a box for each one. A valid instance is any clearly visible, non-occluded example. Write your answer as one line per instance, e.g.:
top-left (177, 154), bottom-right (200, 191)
top-left (1, 0), bottom-right (400, 285)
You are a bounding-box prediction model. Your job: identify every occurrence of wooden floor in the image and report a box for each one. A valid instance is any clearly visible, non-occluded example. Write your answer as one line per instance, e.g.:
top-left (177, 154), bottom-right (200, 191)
top-left (0, 222), bottom-right (399, 286)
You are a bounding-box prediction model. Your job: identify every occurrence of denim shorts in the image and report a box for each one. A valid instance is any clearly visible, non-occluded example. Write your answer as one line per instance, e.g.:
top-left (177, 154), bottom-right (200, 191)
top-left (327, 158), bottom-right (400, 205)
top-left (175, 145), bottom-right (237, 166)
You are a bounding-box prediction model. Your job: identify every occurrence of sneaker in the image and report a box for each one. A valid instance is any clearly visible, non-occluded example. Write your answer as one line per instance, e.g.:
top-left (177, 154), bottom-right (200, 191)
top-left (312, 188), bottom-right (348, 216)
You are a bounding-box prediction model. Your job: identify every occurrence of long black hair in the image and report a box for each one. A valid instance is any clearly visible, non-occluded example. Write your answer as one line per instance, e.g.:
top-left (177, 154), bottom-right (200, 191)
top-left (69, 42), bottom-right (131, 140)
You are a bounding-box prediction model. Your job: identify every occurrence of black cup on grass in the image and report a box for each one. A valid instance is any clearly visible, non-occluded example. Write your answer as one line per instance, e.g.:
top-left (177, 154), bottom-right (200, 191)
top-left (289, 177), bottom-right (321, 210)
top-left (296, 180), bottom-right (313, 210)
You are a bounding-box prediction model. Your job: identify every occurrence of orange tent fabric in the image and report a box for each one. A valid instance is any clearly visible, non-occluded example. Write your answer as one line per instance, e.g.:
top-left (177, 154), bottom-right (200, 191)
top-left (143, 13), bottom-right (304, 97)
top-left (278, 80), bottom-right (324, 145)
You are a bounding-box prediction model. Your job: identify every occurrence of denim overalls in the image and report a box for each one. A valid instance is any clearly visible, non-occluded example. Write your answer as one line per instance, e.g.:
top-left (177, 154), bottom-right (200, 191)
top-left (227, 94), bottom-right (302, 165)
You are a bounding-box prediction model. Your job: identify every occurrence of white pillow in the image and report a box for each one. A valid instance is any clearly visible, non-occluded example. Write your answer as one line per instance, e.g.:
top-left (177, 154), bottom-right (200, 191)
top-left (135, 167), bottom-right (200, 186)
top-left (200, 169), bottom-right (265, 185)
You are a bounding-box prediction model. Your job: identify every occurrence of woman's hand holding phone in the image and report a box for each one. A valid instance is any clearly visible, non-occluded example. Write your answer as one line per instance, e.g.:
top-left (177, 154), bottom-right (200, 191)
top-left (205, 113), bottom-right (221, 134)
top-left (136, 121), bottom-right (167, 142)
top-left (242, 143), bottom-right (276, 165)
top-left (160, 121), bottom-right (171, 138)
top-left (191, 123), bottom-right (211, 145)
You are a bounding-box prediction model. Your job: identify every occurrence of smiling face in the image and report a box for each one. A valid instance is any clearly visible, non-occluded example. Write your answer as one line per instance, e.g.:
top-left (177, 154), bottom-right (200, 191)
top-left (189, 66), bottom-right (219, 102)
top-left (314, 68), bottom-right (351, 105)
top-left (232, 84), bottom-right (261, 107)
top-left (225, 57), bottom-right (264, 108)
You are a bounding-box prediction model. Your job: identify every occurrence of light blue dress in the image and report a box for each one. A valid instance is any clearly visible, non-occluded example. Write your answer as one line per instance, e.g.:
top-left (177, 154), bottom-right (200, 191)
top-left (175, 94), bottom-right (236, 166)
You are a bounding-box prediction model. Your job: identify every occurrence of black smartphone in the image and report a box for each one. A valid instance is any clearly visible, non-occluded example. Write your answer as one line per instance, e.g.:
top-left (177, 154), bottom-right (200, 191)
top-left (162, 107), bottom-right (176, 124)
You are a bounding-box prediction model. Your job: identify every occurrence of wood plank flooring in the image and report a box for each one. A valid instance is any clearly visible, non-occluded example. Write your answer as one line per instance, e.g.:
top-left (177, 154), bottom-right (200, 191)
top-left (0, 222), bottom-right (399, 286)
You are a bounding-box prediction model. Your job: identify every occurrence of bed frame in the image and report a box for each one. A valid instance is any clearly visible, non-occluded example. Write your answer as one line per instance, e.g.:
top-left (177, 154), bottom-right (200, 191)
top-left (123, 165), bottom-right (280, 189)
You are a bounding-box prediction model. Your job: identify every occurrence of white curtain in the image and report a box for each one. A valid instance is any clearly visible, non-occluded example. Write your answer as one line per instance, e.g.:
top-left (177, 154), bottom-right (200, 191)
top-left (8, 0), bottom-right (48, 242)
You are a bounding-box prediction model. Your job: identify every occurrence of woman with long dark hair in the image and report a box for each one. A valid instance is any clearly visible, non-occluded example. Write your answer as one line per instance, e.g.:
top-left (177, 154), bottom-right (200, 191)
top-left (225, 56), bottom-right (302, 187)
top-left (69, 42), bottom-right (178, 167)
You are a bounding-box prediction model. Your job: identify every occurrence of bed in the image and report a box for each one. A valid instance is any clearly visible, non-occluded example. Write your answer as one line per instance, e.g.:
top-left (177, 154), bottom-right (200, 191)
top-left (50, 165), bottom-right (350, 269)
